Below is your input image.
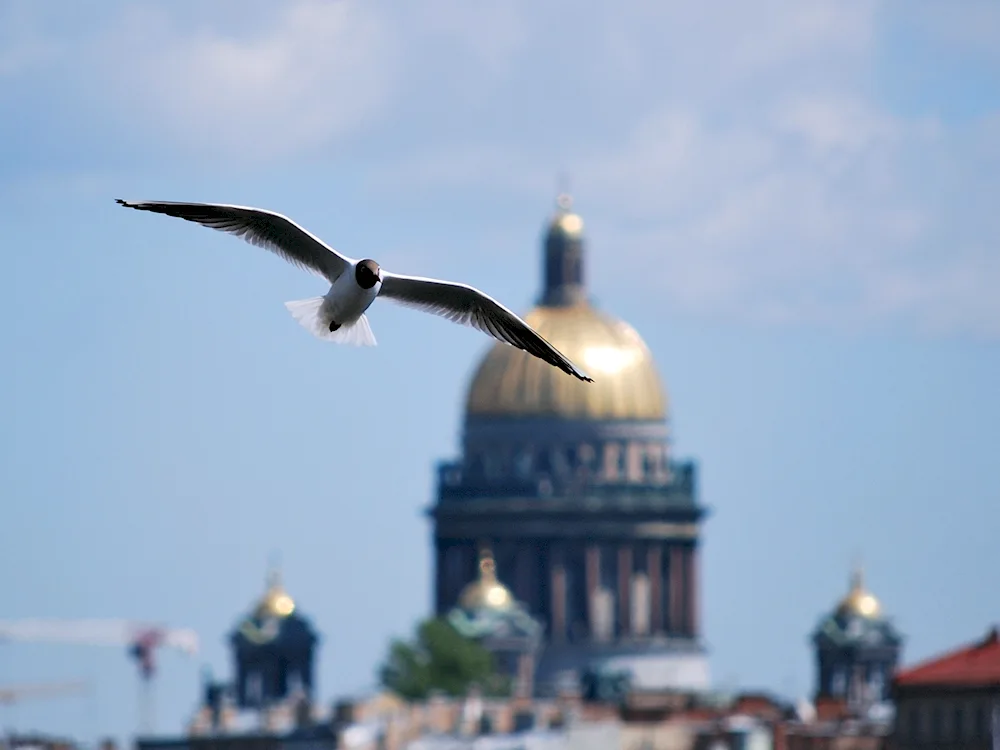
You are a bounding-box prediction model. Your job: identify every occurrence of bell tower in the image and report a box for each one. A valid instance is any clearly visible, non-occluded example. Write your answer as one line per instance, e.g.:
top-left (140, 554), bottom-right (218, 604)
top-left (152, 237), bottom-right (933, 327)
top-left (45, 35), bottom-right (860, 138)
top-left (811, 565), bottom-right (903, 713)
top-left (229, 567), bottom-right (320, 709)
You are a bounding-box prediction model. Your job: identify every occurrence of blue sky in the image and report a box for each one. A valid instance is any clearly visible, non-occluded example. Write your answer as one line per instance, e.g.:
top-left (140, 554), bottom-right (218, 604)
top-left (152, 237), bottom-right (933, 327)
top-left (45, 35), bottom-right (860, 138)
top-left (1, 0), bottom-right (998, 742)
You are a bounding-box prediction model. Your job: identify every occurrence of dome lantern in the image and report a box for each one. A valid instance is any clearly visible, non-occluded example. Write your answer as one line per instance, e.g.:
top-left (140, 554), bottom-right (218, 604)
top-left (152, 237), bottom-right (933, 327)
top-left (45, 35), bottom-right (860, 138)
top-left (464, 192), bottom-right (667, 423)
top-left (541, 193), bottom-right (587, 307)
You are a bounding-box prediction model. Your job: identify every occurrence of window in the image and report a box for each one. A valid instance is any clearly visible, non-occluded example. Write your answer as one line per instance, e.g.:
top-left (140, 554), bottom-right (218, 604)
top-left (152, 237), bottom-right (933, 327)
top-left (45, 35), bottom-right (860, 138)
top-left (907, 703), bottom-right (920, 739)
top-left (831, 669), bottom-right (846, 697)
top-left (974, 703), bottom-right (987, 738)
top-left (930, 703), bottom-right (943, 741)
top-left (551, 447), bottom-right (570, 477)
top-left (868, 667), bottom-right (884, 700)
top-left (514, 450), bottom-right (533, 478)
top-left (953, 704), bottom-right (965, 740)
top-left (482, 452), bottom-right (503, 478)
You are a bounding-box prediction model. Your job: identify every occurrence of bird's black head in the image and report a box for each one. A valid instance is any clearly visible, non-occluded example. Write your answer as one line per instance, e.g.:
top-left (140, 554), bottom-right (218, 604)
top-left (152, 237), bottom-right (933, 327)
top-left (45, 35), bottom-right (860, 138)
top-left (355, 259), bottom-right (382, 290)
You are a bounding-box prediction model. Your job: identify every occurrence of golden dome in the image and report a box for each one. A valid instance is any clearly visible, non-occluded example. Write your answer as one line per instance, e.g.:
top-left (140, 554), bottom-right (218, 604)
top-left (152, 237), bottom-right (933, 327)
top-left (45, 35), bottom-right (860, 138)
top-left (836, 567), bottom-right (881, 619)
top-left (466, 303), bottom-right (667, 421)
top-left (458, 548), bottom-right (514, 611)
top-left (255, 569), bottom-right (296, 618)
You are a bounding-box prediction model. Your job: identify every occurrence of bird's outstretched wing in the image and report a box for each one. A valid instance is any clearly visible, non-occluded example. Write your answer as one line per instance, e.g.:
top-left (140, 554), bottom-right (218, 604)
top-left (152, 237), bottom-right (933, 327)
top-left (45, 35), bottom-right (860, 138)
top-left (115, 200), bottom-right (354, 283)
top-left (378, 272), bottom-right (593, 382)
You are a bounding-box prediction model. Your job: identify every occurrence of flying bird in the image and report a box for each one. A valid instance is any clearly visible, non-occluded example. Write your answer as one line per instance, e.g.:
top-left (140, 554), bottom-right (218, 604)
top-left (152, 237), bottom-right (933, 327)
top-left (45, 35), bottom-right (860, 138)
top-left (115, 199), bottom-right (593, 382)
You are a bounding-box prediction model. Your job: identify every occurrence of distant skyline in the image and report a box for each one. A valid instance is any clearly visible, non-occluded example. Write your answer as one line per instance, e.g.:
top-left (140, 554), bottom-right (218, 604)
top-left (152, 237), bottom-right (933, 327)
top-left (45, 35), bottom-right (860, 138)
top-left (1, 0), bottom-right (998, 744)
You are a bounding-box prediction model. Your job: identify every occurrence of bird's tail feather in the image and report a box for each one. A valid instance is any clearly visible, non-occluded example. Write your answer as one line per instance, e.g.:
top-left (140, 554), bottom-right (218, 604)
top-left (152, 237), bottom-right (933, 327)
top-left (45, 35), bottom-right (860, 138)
top-left (284, 297), bottom-right (377, 347)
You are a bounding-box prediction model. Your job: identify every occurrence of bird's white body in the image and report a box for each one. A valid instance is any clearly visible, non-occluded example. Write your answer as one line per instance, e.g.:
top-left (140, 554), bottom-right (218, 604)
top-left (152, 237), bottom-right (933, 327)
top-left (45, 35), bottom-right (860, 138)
top-left (284, 272), bottom-right (383, 346)
top-left (326, 269), bottom-right (382, 324)
top-left (114, 199), bottom-right (594, 381)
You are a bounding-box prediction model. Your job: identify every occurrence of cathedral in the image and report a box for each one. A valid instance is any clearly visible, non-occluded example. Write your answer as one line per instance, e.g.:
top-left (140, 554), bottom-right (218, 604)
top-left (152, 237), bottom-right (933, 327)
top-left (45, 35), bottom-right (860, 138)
top-left (429, 194), bottom-right (711, 693)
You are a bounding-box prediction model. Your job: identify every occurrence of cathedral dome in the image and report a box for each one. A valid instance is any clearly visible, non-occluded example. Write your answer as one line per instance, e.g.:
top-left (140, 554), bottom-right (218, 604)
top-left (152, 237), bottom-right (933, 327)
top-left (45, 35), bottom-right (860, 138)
top-left (254, 569), bottom-right (296, 618)
top-left (464, 195), bottom-right (667, 423)
top-left (835, 567), bottom-right (882, 620)
top-left (457, 548), bottom-right (514, 612)
top-left (465, 305), bottom-right (667, 421)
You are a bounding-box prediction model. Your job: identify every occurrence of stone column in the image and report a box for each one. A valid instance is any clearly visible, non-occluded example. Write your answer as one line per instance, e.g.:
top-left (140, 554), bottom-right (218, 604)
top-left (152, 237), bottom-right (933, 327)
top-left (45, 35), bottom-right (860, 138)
top-left (551, 546), bottom-right (567, 643)
top-left (602, 443), bottom-right (621, 482)
top-left (686, 545), bottom-right (699, 637)
top-left (625, 442), bottom-right (644, 482)
top-left (585, 545), bottom-right (600, 637)
top-left (618, 546), bottom-right (632, 636)
top-left (435, 542), bottom-right (447, 614)
top-left (669, 545), bottom-right (683, 634)
top-left (647, 546), bottom-right (662, 634)
top-left (466, 543), bottom-right (481, 592)
top-left (516, 543), bottom-right (536, 613)
top-left (515, 652), bottom-right (536, 699)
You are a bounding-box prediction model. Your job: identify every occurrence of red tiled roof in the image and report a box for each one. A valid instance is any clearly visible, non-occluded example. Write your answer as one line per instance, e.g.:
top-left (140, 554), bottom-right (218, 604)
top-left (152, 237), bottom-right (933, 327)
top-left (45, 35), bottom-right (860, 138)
top-left (895, 626), bottom-right (1000, 687)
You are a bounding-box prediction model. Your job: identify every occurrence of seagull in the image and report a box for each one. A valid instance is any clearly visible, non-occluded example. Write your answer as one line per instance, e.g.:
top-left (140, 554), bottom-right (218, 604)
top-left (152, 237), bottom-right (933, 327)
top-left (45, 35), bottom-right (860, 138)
top-left (115, 199), bottom-right (594, 382)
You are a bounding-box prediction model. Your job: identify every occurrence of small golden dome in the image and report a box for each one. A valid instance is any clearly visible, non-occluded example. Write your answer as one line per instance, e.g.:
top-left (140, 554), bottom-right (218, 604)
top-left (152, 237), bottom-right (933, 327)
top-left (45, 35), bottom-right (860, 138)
top-left (836, 567), bottom-right (881, 619)
top-left (458, 548), bottom-right (513, 611)
top-left (256, 569), bottom-right (296, 618)
top-left (549, 194), bottom-right (584, 239)
top-left (465, 304), bottom-right (667, 421)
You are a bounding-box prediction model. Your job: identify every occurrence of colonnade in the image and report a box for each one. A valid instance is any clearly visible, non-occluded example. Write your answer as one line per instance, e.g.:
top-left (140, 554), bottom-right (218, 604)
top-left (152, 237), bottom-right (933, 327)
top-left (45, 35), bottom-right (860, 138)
top-left (436, 540), bottom-right (699, 643)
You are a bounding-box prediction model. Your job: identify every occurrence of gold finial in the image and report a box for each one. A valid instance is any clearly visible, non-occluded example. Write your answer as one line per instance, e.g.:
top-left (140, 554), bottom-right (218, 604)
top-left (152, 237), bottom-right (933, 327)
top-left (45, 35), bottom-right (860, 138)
top-left (837, 561), bottom-right (880, 619)
top-left (257, 560), bottom-right (295, 618)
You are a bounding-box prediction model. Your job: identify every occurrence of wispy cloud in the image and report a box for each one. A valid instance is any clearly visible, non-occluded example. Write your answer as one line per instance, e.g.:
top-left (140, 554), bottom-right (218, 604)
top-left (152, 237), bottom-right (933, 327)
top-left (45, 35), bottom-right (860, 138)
top-left (2, 1), bottom-right (396, 163)
top-left (1, 0), bottom-right (997, 337)
top-left (347, 0), bottom-right (1000, 338)
top-left (94, 1), bottom-right (395, 161)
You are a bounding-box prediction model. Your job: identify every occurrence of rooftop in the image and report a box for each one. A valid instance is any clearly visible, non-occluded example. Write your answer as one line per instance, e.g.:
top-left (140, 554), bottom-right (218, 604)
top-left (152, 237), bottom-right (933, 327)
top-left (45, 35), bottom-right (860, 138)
top-left (894, 625), bottom-right (1000, 688)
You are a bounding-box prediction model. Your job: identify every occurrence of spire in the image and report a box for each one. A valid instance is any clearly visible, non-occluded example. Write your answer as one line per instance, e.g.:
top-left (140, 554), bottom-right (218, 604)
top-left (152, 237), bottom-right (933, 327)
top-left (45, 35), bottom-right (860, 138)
top-left (266, 550), bottom-right (283, 588)
top-left (849, 561), bottom-right (864, 593)
top-left (257, 557), bottom-right (295, 618)
top-left (540, 191), bottom-right (586, 307)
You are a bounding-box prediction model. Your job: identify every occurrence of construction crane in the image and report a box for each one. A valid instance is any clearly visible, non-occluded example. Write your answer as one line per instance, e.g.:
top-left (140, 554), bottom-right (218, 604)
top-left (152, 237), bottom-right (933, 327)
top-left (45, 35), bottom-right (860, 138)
top-left (0, 681), bottom-right (89, 705)
top-left (0, 619), bottom-right (199, 734)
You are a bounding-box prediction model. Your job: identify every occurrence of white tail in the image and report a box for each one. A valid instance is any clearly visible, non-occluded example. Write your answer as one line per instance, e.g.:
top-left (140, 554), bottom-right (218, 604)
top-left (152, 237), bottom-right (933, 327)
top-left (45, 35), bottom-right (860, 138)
top-left (284, 297), bottom-right (377, 347)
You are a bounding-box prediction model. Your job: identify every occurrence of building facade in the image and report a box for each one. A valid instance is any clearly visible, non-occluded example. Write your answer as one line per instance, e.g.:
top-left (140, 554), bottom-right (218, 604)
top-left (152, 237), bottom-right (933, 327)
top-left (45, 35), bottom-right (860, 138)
top-left (888, 625), bottom-right (1000, 750)
top-left (428, 194), bottom-right (710, 693)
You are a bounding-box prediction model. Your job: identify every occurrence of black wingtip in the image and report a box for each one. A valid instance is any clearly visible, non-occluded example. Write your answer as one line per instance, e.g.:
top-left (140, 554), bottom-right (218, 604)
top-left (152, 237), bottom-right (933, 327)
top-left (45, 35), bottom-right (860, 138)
top-left (115, 198), bottom-right (130, 207)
